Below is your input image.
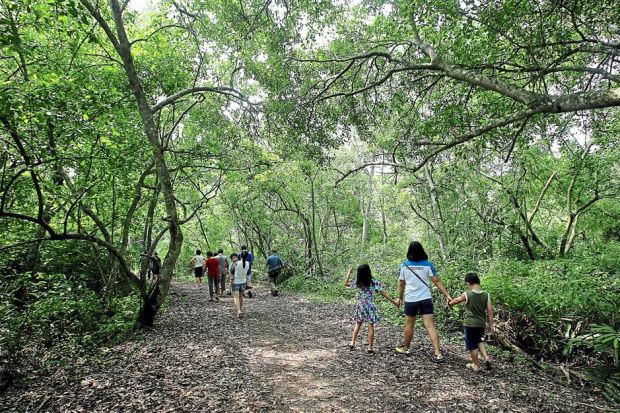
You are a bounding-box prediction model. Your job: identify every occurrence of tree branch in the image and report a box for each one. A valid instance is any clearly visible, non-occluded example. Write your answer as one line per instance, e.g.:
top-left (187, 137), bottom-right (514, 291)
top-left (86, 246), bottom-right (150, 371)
top-left (151, 86), bottom-right (252, 113)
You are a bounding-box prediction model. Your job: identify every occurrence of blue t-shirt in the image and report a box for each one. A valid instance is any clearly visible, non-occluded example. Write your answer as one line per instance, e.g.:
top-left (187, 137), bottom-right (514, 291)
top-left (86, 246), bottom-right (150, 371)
top-left (398, 259), bottom-right (437, 303)
top-left (266, 254), bottom-right (283, 271)
top-left (398, 259), bottom-right (437, 275)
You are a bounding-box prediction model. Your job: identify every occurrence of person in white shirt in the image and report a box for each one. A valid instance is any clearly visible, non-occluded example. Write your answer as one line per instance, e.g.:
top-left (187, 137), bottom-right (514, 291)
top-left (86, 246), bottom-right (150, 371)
top-left (231, 251), bottom-right (250, 318)
top-left (189, 249), bottom-right (205, 288)
top-left (395, 241), bottom-right (453, 361)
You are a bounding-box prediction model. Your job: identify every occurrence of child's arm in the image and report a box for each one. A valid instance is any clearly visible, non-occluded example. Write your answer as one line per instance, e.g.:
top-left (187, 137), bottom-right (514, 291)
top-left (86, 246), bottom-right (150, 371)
top-left (344, 268), bottom-right (353, 287)
top-left (379, 290), bottom-right (398, 307)
top-left (487, 296), bottom-right (494, 334)
top-left (448, 292), bottom-right (467, 307)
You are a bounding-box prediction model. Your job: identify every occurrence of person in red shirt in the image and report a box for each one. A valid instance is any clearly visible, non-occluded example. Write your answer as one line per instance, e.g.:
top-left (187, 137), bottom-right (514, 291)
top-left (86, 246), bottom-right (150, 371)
top-left (204, 251), bottom-right (220, 301)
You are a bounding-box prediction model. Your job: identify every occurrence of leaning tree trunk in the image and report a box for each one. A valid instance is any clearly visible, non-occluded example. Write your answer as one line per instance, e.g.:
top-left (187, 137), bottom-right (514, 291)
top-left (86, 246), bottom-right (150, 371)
top-left (105, 0), bottom-right (184, 326)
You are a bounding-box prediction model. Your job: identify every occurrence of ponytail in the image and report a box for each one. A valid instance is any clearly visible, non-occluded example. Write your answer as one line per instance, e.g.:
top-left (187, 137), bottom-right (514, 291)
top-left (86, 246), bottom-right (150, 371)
top-left (241, 251), bottom-right (248, 269)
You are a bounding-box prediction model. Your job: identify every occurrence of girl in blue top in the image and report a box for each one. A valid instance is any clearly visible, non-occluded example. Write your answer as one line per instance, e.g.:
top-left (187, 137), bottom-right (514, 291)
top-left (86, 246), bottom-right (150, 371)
top-left (344, 264), bottom-right (399, 353)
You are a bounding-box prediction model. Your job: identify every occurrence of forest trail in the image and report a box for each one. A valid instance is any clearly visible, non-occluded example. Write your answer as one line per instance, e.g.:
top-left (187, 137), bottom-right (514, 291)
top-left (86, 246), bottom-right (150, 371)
top-left (2, 281), bottom-right (609, 413)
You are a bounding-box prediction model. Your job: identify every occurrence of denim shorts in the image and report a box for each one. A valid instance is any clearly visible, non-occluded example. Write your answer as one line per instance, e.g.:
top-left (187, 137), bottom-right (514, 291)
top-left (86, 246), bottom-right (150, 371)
top-left (464, 326), bottom-right (485, 350)
top-left (404, 299), bottom-right (434, 316)
top-left (232, 283), bottom-right (247, 292)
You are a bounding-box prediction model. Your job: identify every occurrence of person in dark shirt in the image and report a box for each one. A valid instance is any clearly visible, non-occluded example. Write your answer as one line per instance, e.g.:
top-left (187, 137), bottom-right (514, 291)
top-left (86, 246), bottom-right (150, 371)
top-left (141, 252), bottom-right (162, 281)
top-left (237, 245), bottom-right (254, 298)
top-left (266, 250), bottom-right (284, 296)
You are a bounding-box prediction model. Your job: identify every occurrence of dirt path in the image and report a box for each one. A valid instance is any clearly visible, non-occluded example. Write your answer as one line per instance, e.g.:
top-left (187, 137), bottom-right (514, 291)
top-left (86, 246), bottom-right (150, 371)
top-left (1, 281), bottom-right (610, 412)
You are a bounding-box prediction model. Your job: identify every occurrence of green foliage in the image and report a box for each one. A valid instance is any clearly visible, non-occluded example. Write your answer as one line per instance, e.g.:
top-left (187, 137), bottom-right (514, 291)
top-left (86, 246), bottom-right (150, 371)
top-left (579, 325), bottom-right (620, 369)
top-left (480, 258), bottom-right (619, 358)
top-left (0, 271), bottom-right (138, 376)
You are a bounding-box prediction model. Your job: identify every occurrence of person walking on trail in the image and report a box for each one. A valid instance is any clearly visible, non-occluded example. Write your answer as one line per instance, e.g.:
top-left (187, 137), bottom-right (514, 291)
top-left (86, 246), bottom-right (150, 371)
top-left (232, 251), bottom-right (251, 318)
top-left (237, 245), bottom-right (254, 298)
top-left (190, 249), bottom-right (205, 288)
top-left (141, 252), bottom-right (161, 281)
top-left (266, 249), bottom-right (284, 296)
top-left (395, 241), bottom-right (453, 362)
top-left (449, 272), bottom-right (494, 371)
top-left (204, 251), bottom-right (221, 301)
top-left (345, 264), bottom-right (399, 353)
top-left (228, 253), bottom-right (238, 296)
top-left (216, 249), bottom-right (229, 296)
top-left (147, 252), bottom-right (161, 281)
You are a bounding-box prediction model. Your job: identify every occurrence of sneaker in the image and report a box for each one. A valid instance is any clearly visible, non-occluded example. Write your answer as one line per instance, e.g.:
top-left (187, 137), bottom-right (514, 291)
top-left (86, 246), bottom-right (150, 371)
top-left (248, 290), bottom-right (253, 298)
top-left (395, 346), bottom-right (411, 356)
top-left (208, 298), bottom-right (213, 302)
top-left (348, 344), bottom-right (355, 350)
top-left (484, 360), bottom-right (492, 370)
top-left (367, 348), bottom-right (375, 354)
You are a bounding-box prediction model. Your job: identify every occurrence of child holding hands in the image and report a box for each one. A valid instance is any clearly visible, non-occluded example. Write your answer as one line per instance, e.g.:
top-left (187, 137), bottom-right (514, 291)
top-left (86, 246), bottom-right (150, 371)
top-left (345, 264), bottom-right (400, 353)
top-left (449, 272), bottom-right (494, 371)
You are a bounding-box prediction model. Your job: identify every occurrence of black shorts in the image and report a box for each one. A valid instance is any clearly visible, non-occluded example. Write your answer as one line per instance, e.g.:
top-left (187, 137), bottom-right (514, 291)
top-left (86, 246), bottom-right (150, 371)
top-left (194, 267), bottom-right (204, 278)
top-left (404, 299), bottom-right (434, 317)
top-left (464, 326), bottom-right (485, 350)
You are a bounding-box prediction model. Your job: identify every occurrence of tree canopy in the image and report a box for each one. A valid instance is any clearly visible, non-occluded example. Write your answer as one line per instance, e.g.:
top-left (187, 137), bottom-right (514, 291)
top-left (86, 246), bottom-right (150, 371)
top-left (1, 0), bottom-right (619, 402)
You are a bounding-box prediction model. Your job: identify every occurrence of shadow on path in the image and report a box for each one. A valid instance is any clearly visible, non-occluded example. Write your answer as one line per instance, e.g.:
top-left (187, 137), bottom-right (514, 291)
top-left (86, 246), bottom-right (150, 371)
top-left (1, 281), bottom-right (609, 412)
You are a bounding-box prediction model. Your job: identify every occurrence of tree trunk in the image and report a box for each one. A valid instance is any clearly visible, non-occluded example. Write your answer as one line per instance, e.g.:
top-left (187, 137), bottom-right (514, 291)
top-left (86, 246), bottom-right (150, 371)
top-left (424, 165), bottom-right (449, 260)
top-left (104, 0), bottom-right (183, 326)
top-left (309, 176), bottom-right (324, 277)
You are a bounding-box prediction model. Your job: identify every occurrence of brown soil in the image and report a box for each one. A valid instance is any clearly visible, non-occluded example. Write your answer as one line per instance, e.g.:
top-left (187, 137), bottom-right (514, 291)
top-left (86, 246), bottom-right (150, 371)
top-left (1, 281), bottom-right (612, 412)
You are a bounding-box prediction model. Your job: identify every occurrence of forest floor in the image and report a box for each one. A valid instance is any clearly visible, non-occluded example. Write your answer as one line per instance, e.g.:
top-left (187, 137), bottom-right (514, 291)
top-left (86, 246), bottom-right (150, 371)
top-left (1, 280), bottom-right (613, 412)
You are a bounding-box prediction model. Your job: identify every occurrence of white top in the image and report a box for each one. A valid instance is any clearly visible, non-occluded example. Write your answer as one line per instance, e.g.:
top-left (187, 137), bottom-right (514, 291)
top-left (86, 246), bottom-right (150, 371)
top-left (399, 264), bottom-right (433, 302)
top-left (233, 260), bottom-right (250, 284)
top-left (194, 255), bottom-right (205, 268)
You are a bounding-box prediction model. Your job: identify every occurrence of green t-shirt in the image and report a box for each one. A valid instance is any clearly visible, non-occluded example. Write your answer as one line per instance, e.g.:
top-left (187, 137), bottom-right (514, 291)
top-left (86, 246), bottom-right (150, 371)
top-left (463, 290), bottom-right (489, 328)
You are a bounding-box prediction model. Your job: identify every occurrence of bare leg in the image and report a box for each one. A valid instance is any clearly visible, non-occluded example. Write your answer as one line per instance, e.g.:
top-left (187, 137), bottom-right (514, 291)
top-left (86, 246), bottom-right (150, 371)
top-left (368, 323), bottom-right (375, 350)
top-left (196, 277), bottom-right (202, 288)
top-left (470, 349), bottom-right (480, 369)
top-left (422, 314), bottom-right (442, 356)
top-left (233, 290), bottom-right (241, 315)
top-left (350, 321), bottom-right (362, 346)
top-left (477, 342), bottom-right (489, 361)
top-left (239, 293), bottom-right (244, 314)
top-left (402, 316), bottom-right (416, 349)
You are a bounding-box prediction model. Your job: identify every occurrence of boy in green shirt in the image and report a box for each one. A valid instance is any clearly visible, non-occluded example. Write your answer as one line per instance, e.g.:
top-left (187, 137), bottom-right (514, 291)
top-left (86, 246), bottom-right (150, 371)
top-left (449, 272), bottom-right (494, 372)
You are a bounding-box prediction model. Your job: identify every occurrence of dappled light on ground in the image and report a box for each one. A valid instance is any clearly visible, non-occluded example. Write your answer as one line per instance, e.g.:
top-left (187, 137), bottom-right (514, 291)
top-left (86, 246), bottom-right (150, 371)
top-left (0, 281), bottom-right (609, 412)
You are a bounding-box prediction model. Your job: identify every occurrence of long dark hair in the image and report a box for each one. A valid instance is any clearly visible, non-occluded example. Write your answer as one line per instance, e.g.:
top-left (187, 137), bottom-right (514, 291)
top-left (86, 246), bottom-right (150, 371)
top-left (356, 264), bottom-right (372, 288)
top-left (241, 250), bottom-right (248, 267)
top-left (406, 241), bottom-right (428, 261)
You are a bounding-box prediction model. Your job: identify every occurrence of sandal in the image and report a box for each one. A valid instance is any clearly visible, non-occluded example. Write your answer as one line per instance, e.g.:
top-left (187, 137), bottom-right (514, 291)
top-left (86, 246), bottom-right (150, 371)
top-left (466, 363), bottom-right (480, 372)
top-left (432, 354), bottom-right (445, 363)
top-left (348, 344), bottom-right (355, 350)
top-left (366, 348), bottom-right (375, 354)
top-left (395, 346), bottom-right (411, 356)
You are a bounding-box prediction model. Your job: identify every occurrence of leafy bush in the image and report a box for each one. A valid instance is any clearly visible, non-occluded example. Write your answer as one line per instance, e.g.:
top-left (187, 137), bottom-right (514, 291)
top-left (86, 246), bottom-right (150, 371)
top-left (477, 258), bottom-right (619, 359)
top-left (0, 271), bottom-right (139, 384)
